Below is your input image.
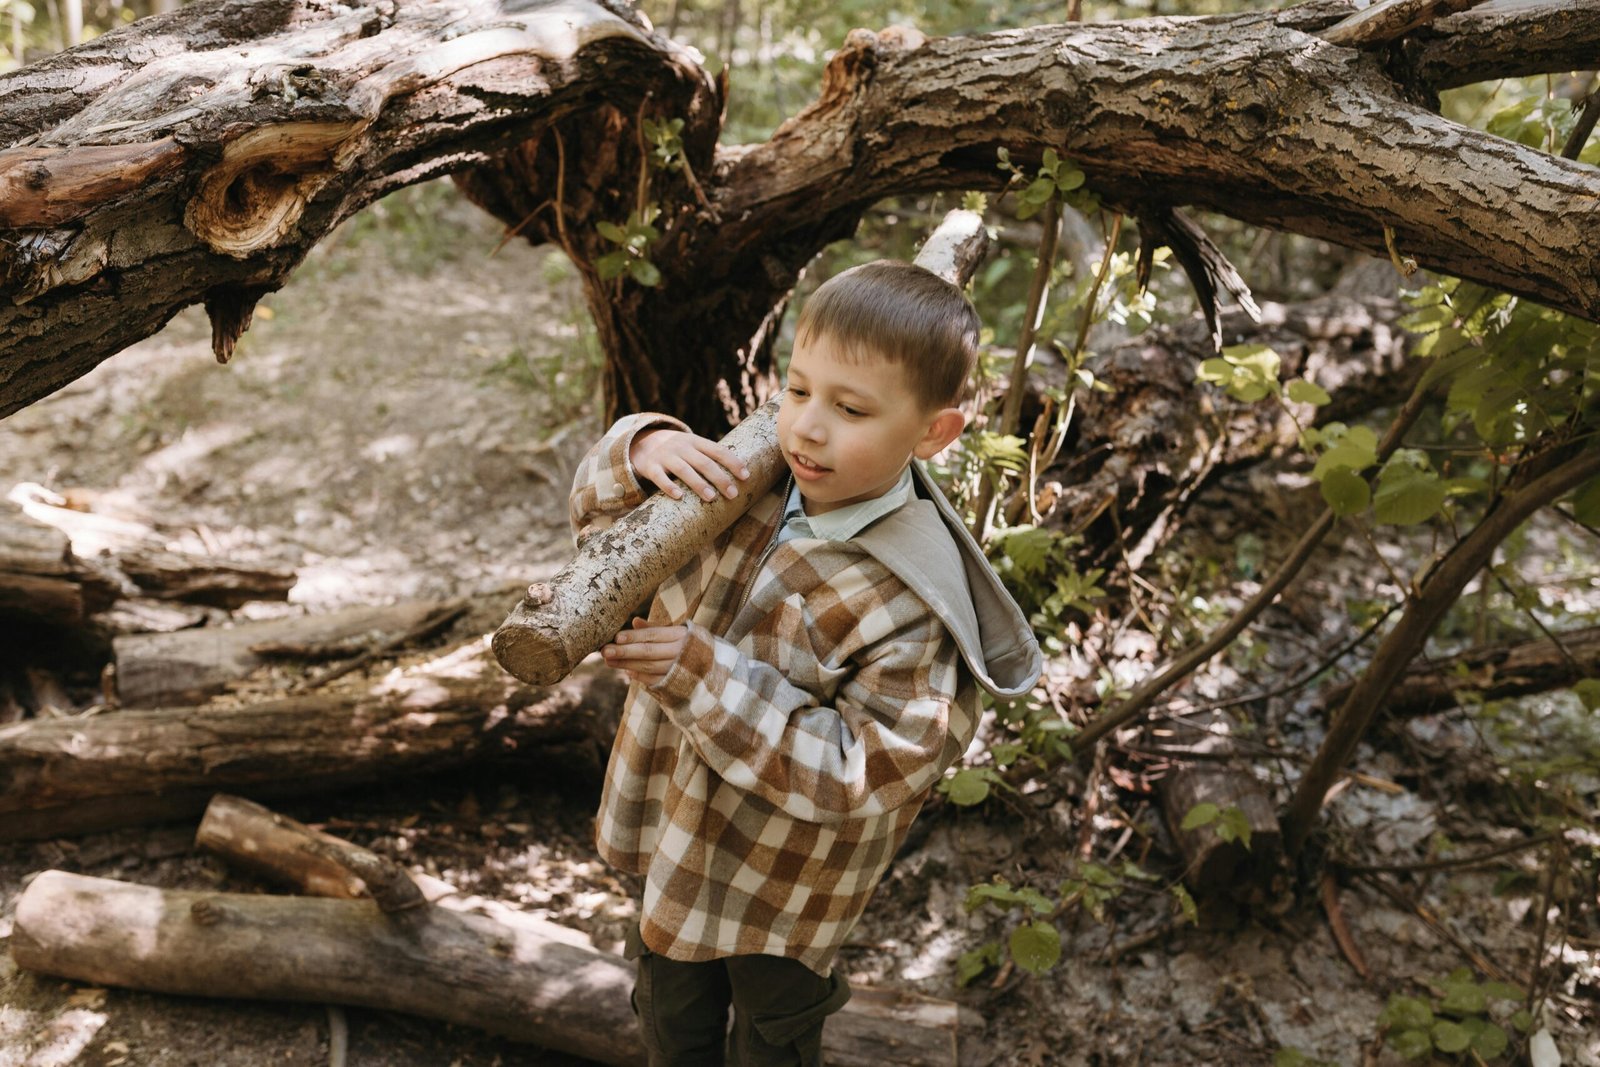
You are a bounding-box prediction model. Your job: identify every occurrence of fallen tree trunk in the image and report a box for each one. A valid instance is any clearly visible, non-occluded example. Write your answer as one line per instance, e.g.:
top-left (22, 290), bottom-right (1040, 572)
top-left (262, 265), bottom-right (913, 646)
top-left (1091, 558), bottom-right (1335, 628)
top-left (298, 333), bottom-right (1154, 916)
top-left (11, 869), bottom-right (972, 1066)
top-left (190, 793), bottom-right (977, 1063)
top-left (1321, 623), bottom-right (1600, 717)
top-left (0, 645), bottom-right (625, 840)
top-left (112, 598), bottom-right (457, 707)
top-left (4, 0), bottom-right (1597, 433)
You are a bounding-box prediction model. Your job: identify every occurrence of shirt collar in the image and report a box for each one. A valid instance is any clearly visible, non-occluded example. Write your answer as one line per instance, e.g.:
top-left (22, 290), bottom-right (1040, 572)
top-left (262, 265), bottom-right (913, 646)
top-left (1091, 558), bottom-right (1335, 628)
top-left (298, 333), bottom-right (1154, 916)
top-left (783, 465), bottom-right (915, 542)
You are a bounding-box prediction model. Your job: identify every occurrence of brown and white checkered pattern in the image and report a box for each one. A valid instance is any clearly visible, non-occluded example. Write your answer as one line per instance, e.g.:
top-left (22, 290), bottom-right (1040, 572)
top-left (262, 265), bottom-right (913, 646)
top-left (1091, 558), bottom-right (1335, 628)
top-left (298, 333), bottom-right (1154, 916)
top-left (572, 414), bottom-right (978, 976)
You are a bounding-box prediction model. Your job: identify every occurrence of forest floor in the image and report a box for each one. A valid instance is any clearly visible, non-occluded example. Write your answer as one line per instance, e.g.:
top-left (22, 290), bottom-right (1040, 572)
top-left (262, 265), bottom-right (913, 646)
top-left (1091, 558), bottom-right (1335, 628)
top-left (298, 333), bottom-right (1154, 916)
top-left (0, 184), bottom-right (1596, 1067)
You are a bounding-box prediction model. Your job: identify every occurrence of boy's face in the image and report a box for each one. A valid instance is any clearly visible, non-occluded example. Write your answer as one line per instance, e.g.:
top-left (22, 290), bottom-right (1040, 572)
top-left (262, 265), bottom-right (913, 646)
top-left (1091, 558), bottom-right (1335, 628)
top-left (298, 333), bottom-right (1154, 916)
top-left (777, 331), bottom-right (965, 516)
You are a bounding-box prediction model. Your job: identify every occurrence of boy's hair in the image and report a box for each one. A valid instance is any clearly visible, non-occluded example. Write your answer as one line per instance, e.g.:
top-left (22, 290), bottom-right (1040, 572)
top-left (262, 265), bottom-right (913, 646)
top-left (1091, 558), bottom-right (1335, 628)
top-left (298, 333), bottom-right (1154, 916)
top-left (795, 260), bottom-right (980, 410)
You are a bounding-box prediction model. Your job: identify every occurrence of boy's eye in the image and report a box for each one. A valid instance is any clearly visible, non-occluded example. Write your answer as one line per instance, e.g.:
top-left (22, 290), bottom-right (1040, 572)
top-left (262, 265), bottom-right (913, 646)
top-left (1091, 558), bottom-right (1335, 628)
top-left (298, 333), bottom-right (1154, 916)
top-left (787, 386), bottom-right (808, 399)
top-left (840, 405), bottom-right (866, 417)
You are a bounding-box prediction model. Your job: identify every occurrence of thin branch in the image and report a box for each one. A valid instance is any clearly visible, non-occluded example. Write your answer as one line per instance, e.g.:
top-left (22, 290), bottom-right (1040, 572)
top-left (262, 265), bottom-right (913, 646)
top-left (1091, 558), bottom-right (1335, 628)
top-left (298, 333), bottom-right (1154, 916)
top-left (1333, 831), bottom-right (1563, 874)
top-left (1069, 373), bottom-right (1434, 754)
top-left (1561, 87), bottom-right (1600, 161)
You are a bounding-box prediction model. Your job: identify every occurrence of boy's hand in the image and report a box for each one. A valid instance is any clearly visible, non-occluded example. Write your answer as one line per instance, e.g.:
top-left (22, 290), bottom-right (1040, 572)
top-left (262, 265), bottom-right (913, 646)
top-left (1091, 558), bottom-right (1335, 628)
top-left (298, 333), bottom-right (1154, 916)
top-left (631, 429), bottom-right (750, 502)
top-left (602, 617), bottom-right (689, 687)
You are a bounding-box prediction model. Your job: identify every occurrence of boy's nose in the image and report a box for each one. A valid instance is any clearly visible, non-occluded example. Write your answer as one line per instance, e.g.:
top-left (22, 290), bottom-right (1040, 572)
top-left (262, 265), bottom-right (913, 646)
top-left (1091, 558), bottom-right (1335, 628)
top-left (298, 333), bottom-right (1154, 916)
top-left (794, 410), bottom-right (825, 442)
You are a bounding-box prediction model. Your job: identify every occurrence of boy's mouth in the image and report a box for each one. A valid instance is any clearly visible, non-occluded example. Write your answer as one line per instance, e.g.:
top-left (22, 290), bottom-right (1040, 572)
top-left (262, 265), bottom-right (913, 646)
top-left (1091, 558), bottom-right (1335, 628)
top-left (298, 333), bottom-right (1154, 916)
top-left (789, 451), bottom-right (831, 480)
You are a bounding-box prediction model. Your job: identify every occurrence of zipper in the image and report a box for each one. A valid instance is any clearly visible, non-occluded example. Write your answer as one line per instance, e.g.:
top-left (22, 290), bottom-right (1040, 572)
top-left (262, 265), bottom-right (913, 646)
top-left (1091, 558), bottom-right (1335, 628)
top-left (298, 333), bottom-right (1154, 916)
top-left (735, 475), bottom-right (792, 617)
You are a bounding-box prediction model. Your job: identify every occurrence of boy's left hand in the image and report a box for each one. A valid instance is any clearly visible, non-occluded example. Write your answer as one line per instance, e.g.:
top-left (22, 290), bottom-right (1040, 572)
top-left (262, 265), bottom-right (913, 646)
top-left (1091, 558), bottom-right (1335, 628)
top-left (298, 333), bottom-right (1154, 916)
top-left (602, 618), bottom-right (688, 687)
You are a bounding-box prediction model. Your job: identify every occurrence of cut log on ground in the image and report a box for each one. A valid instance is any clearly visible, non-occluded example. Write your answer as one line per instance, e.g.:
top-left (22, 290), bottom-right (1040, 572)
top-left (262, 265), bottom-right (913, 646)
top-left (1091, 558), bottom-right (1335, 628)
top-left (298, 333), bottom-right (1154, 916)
top-left (0, 645), bottom-right (625, 840)
top-left (12, 872), bottom-right (973, 1066)
top-left (112, 598), bottom-right (458, 707)
top-left (493, 208), bottom-right (989, 686)
top-left (1156, 714), bottom-right (1284, 901)
top-left (189, 793), bottom-right (978, 1064)
top-left (1321, 623), bottom-right (1600, 718)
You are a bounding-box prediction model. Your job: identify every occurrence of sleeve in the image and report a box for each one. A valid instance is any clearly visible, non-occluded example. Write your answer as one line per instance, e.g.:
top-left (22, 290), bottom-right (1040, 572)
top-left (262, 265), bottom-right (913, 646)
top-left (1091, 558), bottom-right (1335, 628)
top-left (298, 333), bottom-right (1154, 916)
top-left (648, 614), bottom-right (962, 825)
top-left (568, 412), bottom-right (691, 547)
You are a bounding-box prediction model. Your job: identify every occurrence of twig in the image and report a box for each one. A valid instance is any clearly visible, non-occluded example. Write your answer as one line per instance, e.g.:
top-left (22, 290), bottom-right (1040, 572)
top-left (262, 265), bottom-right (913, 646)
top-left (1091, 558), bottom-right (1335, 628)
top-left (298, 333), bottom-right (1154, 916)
top-left (1524, 837), bottom-right (1562, 1013)
top-left (1560, 85), bottom-right (1600, 161)
top-left (1322, 872), bottom-right (1372, 979)
top-left (327, 1005), bottom-right (349, 1067)
top-left (1333, 832), bottom-right (1563, 876)
top-left (1355, 870), bottom-right (1520, 986)
top-left (1069, 371), bottom-right (1433, 754)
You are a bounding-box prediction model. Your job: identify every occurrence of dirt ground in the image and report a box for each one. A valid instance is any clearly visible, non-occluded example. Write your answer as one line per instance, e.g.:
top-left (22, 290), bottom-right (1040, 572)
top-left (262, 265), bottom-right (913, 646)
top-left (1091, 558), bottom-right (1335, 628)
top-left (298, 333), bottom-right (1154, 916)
top-left (1, 183), bottom-right (1596, 1066)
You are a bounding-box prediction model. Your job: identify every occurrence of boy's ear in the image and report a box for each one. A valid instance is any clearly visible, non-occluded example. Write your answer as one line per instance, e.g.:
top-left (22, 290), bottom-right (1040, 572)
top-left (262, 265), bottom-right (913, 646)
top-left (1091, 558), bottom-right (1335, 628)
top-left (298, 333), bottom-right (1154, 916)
top-left (913, 407), bottom-right (967, 460)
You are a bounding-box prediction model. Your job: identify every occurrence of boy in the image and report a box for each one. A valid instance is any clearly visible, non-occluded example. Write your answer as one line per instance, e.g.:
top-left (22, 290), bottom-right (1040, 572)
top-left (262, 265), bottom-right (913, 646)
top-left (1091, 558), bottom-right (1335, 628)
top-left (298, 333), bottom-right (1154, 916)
top-left (569, 260), bottom-right (1042, 1066)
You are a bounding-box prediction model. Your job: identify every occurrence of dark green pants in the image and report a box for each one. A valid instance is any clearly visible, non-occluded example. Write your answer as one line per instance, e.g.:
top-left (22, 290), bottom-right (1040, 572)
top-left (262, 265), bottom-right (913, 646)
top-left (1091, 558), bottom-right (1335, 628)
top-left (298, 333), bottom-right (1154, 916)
top-left (624, 924), bottom-right (850, 1066)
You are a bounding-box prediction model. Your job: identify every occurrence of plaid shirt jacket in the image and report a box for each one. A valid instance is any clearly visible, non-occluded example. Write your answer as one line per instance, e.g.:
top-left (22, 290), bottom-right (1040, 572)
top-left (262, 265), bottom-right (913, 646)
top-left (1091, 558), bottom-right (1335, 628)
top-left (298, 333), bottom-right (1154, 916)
top-left (571, 413), bottom-right (1041, 975)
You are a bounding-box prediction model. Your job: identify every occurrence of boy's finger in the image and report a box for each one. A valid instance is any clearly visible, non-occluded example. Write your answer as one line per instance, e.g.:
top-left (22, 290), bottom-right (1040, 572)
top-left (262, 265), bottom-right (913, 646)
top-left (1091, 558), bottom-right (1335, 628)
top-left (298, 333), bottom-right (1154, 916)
top-left (683, 449), bottom-right (742, 499)
top-left (665, 456), bottom-right (719, 501)
top-left (699, 441), bottom-right (751, 481)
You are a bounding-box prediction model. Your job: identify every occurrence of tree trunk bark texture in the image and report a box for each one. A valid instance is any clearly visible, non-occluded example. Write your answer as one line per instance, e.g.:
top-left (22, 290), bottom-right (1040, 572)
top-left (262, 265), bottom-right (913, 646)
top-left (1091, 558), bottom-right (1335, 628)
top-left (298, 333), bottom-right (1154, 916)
top-left (2, 0), bottom-right (1597, 432)
top-left (0, 645), bottom-right (626, 839)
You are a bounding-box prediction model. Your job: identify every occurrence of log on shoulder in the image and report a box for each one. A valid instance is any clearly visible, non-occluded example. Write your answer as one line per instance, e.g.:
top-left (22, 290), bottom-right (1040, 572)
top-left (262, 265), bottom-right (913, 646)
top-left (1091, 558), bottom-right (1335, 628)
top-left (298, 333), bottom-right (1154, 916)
top-left (492, 209), bottom-right (990, 686)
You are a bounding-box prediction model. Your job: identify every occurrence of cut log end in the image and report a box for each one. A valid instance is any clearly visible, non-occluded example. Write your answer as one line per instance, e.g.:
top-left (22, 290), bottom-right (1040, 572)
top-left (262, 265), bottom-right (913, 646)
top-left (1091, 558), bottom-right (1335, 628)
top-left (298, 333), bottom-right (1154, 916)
top-left (490, 617), bottom-right (574, 687)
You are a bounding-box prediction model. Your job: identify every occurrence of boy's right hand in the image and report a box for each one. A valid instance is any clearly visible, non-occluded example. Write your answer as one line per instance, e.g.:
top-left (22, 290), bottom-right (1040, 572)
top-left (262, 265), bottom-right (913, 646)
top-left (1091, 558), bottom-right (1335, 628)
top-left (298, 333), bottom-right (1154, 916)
top-left (631, 429), bottom-right (751, 502)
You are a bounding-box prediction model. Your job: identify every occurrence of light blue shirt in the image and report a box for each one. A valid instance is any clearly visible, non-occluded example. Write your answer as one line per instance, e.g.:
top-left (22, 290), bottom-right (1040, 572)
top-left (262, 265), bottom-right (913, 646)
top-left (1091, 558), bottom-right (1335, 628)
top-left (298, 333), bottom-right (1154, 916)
top-left (779, 465), bottom-right (915, 543)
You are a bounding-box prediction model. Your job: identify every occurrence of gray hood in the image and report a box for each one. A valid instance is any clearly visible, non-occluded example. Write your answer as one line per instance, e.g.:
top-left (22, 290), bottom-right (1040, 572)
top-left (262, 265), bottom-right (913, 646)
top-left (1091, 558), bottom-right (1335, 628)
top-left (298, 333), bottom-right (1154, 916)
top-left (852, 464), bottom-right (1043, 699)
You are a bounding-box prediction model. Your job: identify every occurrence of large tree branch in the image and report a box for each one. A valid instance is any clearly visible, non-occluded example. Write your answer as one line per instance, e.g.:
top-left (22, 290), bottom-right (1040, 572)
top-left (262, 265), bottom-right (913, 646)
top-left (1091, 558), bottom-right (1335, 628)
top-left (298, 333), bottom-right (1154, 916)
top-left (4, 0), bottom-right (1600, 428)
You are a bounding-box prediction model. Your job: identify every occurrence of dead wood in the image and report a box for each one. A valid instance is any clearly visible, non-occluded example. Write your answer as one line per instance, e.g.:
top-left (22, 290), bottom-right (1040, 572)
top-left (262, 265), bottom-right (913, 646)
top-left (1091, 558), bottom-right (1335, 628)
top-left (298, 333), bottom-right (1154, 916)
top-left (1320, 623), bottom-right (1600, 718)
top-left (0, 502), bottom-right (118, 624)
top-left (11, 869), bottom-right (971, 1066)
top-left (111, 599), bottom-right (455, 707)
top-left (0, 646), bottom-right (626, 840)
top-left (493, 209), bottom-right (988, 686)
top-left (190, 793), bottom-right (978, 1064)
top-left (1156, 714), bottom-right (1283, 899)
top-left (4, 1), bottom-right (1598, 432)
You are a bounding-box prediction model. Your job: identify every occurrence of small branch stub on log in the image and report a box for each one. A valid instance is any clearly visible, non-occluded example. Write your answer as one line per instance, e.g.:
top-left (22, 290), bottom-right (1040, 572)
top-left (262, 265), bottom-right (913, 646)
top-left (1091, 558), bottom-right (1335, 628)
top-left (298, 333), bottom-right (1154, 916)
top-left (492, 209), bottom-right (991, 685)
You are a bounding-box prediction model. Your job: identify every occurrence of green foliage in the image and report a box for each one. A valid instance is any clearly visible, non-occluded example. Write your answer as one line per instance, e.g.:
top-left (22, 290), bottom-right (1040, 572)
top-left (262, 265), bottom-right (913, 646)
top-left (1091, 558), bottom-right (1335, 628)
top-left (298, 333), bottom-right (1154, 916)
top-left (997, 147), bottom-right (1099, 219)
top-left (595, 206), bottom-right (664, 287)
top-left (1009, 920), bottom-right (1062, 973)
top-left (939, 766), bottom-right (1008, 806)
top-left (642, 117), bottom-right (686, 172)
top-left (1179, 802), bottom-right (1253, 849)
top-left (988, 525), bottom-right (1106, 650)
top-left (955, 941), bottom-right (1002, 987)
top-left (1378, 971), bottom-right (1522, 1063)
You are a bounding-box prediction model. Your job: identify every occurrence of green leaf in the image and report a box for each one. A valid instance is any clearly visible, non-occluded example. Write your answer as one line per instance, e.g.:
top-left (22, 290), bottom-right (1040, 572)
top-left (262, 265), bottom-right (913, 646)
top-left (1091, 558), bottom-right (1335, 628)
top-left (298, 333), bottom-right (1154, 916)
top-left (1042, 147), bottom-right (1060, 170)
top-left (1009, 920), bottom-right (1062, 974)
top-left (1380, 995), bottom-right (1434, 1031)
top-left (1056, 169), bottom-right (1086, 192)
top-left (1216, 806), bottom-right (1254, 850)
top-left (627, 258), bottom-right (662, 287)
top-left (1181, 802), bottom-right (1220, 831)
top-left (1432, 1021), bottom-right (1471, 1054)
top-left (1573, 678), bottom-right (1600, 713)
top-left (1472, 1023), bottom-right (1508, 1059)
top-left (955, 942), bottom-right (1002, 986)
top-left (1439, 976), bottom-right (1486, 1016)
top-left (1511, 1009), bottom-right (1534, 1033)
top-left (1170, 883), bottom-right (1199, 925)
top-left (1320, 467), bottom-right (1371, 517)
top-left (1023, 177), bottom-right (1056, 203)
top-left (1197, 358), bottom-right (1234, 385)
top-left (1286, 379), bottom-right (1332, 406)
top-left (595, 250), bottom-right (628, 280)
top-left (1482, 981), bottom-right (1523, 1002)
top-left (1374, 462), bottom-right (1447, 526)
top-left (595, 220), bottom-right (626, 244)
top-left (1389, 1030), bottom-right (1432, 1061)
top-left (944, 768), bottom-right (991, 806)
